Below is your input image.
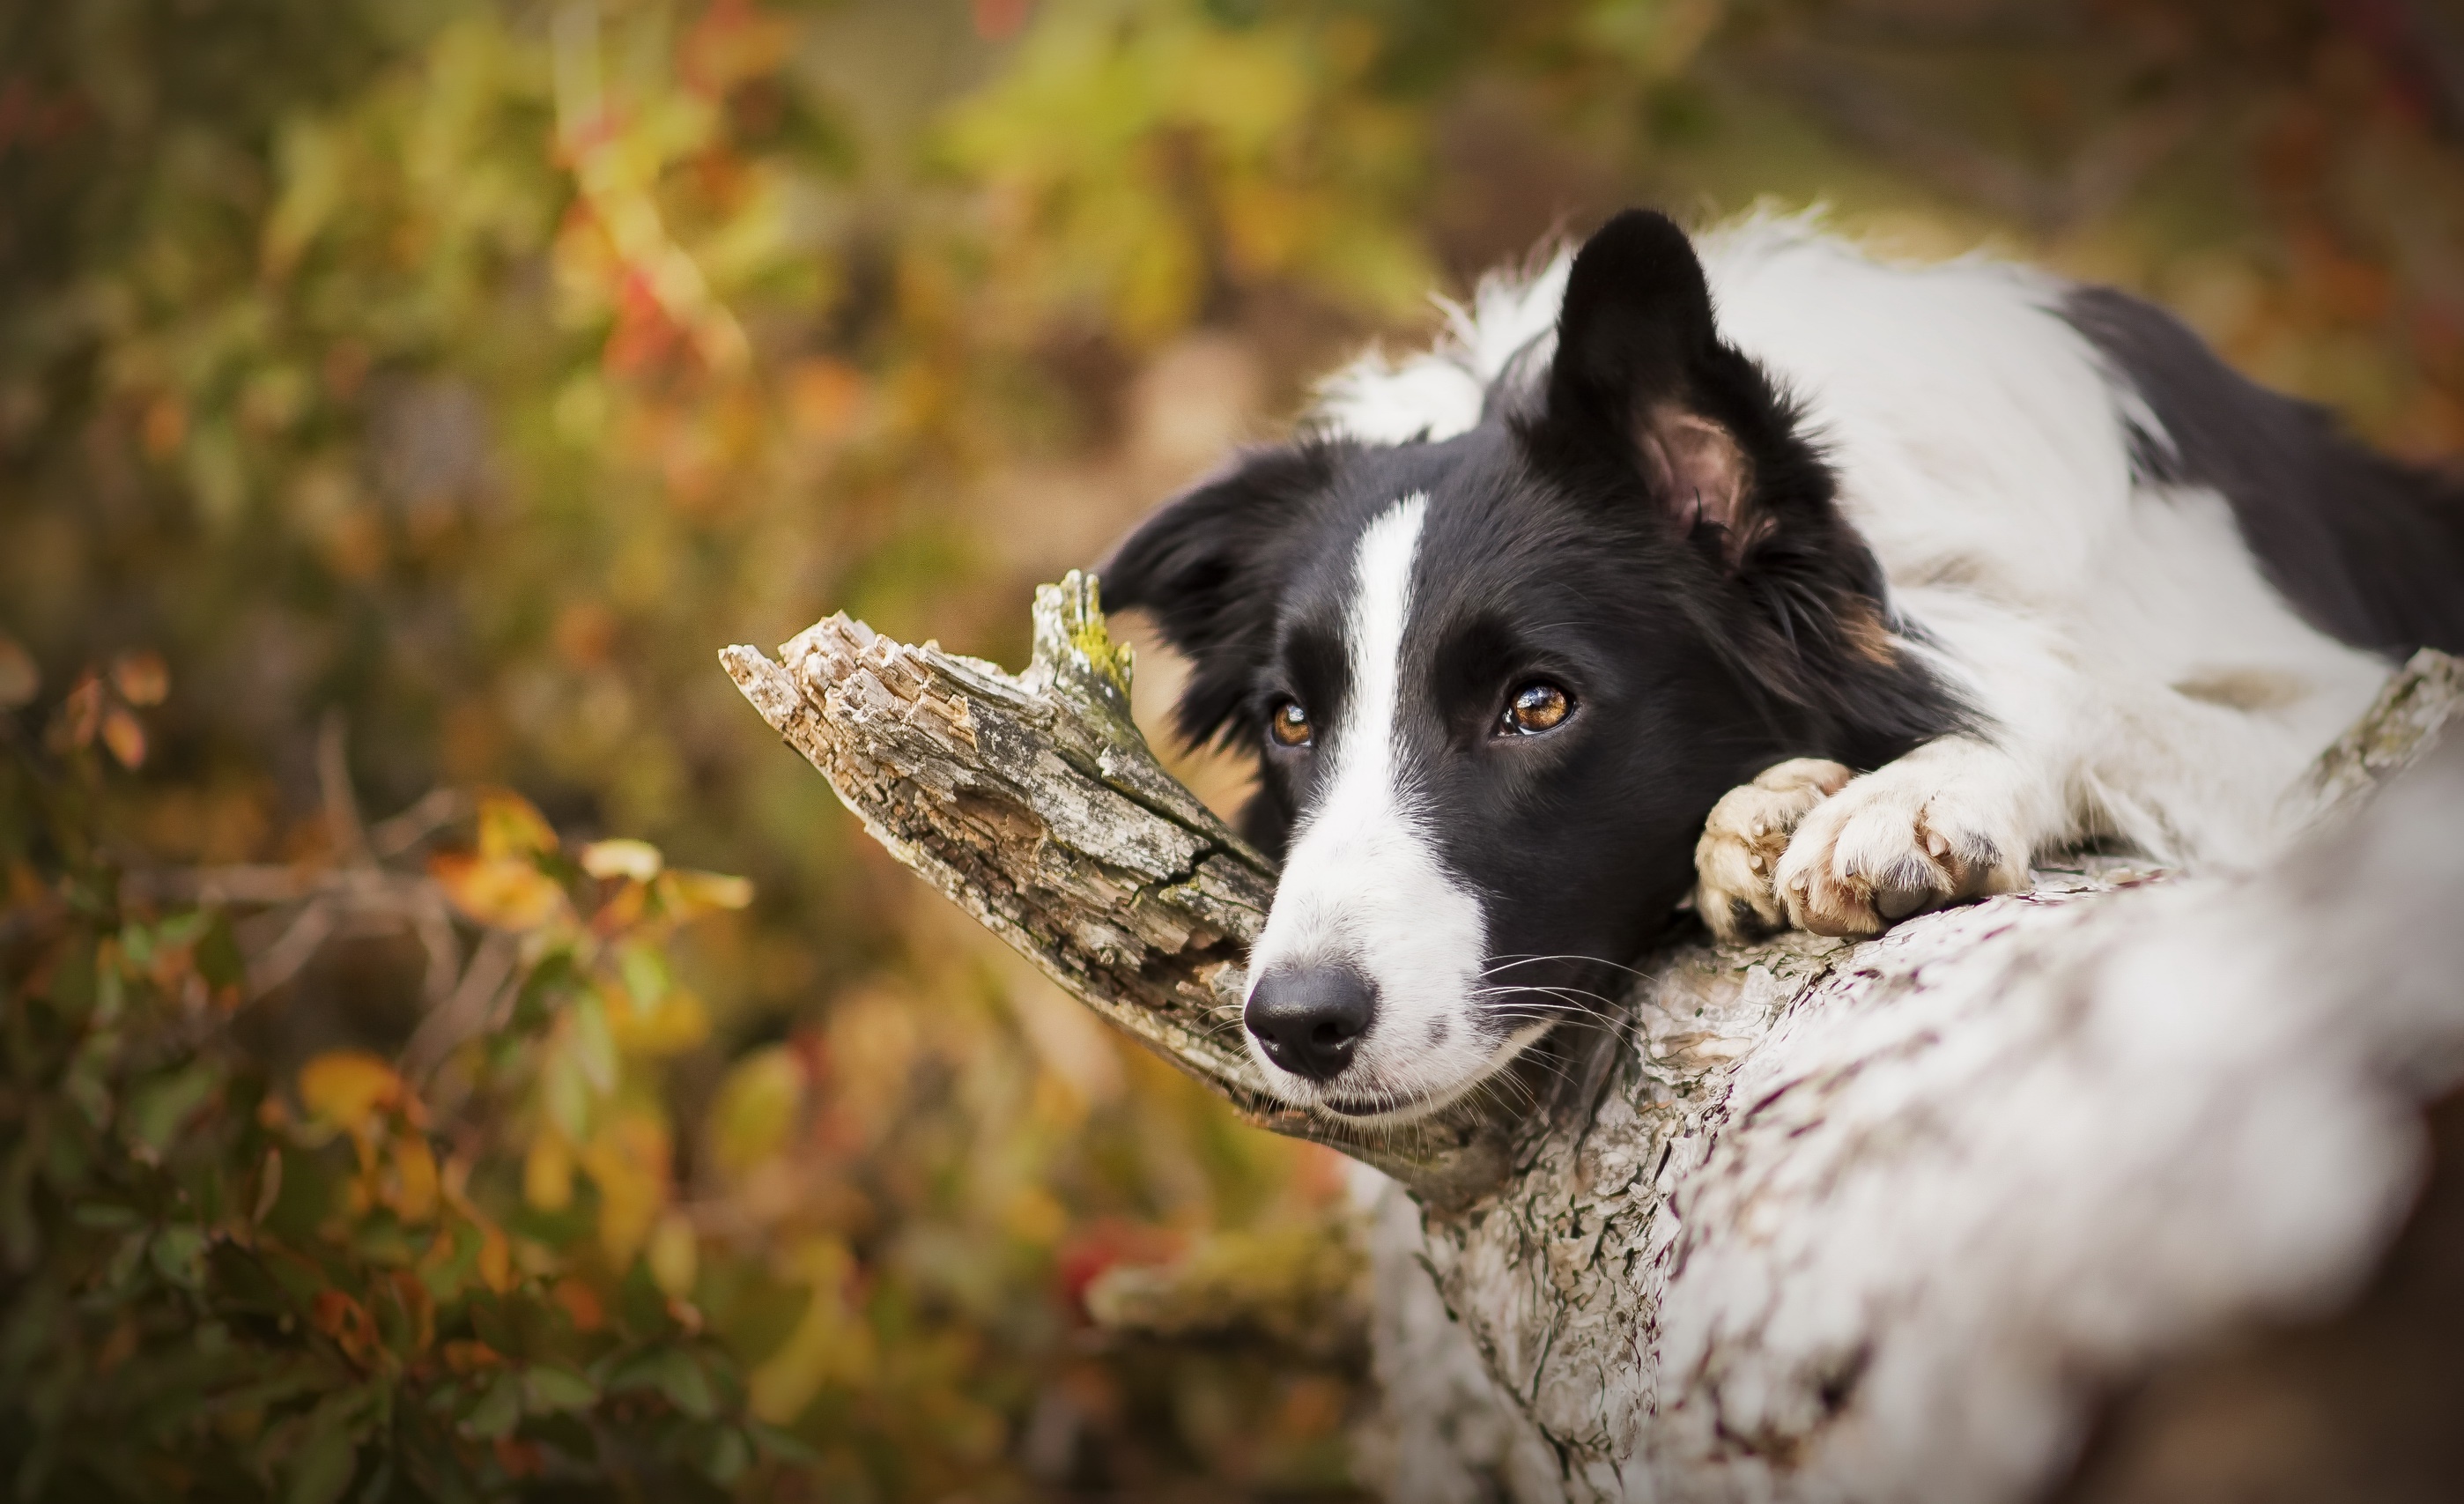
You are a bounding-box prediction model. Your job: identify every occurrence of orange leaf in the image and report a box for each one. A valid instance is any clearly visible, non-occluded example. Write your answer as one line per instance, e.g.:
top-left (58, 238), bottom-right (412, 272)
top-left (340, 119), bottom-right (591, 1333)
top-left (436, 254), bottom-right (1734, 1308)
top-left (108, 649), bottom-right (169, 707)
top-left (477, 1223), bottom-right (514, 1293)
top-left (551, 1278), bottom-right (605, 1333)
top-left (441, 1339), bottom-right (503, 1375)
top-left (63, 673), bottom-right (101, 747)
top-left (100, 707), bottom-right (146, 768)
top-left (311, 1289), bottom-right (381, 1368)
top-left (430, 852), bottom-right (566, 931)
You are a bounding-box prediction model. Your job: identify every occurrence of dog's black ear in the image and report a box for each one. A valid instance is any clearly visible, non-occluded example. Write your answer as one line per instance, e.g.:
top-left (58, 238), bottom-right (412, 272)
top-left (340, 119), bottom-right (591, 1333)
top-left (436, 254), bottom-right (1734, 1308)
top-left (1529, 210), bottom-right (1777, 560)
top-left (1101, 441), bottom-right (1339, 749)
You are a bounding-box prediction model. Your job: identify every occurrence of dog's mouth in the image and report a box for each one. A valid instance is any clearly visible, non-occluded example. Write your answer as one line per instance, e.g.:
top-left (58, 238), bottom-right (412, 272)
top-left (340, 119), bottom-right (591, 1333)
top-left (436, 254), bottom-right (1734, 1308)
top-left (1298, 1019), bottom-right (1559, 1125)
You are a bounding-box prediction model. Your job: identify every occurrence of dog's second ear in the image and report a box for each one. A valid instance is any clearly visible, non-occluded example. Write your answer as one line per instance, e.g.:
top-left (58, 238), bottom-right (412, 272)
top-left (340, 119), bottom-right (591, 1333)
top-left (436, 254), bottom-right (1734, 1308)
top-left (1100, 441), bottom-right (1341, 749)
top-left (1530, 210), bottom-right (1766, 557)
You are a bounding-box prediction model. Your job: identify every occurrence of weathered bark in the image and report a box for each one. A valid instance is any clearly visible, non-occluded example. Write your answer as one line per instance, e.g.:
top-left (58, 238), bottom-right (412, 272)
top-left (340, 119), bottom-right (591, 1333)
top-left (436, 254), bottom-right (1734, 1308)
top-left (723, 586), bottom-right (2464, 1503)
top-left (719, 574), bottom-right (1609, 1209)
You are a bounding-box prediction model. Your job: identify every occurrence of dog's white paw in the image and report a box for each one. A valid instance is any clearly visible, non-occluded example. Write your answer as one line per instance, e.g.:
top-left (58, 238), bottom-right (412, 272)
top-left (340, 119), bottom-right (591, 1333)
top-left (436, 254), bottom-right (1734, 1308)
top-left (1693, 759), bottom-right (1855, 944)
top-left (1772, 748), bottom-right (2030, 938)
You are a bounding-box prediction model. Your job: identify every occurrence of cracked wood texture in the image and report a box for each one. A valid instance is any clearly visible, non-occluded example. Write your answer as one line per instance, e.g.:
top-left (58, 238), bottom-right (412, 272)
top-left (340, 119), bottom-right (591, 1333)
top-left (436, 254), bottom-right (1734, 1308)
top-left (721, 574), bottom-right (1594, 1204)
top-left (726, 600), bottom-right (2464, 1504)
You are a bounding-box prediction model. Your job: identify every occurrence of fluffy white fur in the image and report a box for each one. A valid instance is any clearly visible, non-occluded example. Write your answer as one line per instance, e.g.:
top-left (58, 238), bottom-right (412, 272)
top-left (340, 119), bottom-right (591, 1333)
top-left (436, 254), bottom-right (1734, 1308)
top-left (1313, 212), bottom-right (2390, 944)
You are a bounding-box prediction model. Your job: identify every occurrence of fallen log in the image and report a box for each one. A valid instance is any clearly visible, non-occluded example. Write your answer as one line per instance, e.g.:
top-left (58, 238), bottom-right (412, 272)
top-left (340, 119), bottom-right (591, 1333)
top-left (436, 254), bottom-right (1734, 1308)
top-left (723, 581), bottom-right (2464, 1502)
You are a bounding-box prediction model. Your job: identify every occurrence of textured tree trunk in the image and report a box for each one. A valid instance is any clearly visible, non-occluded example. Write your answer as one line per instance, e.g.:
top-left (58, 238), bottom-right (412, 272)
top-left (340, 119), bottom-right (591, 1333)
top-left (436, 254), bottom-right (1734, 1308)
top-left (723, 582), bottom-right (2464, 1504)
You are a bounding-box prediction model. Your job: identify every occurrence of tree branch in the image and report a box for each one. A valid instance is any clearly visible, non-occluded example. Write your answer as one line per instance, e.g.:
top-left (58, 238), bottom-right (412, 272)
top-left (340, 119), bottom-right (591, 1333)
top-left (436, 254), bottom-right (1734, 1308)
top-left (727, 587), bottom-right (2464, 1500)
top-left (721, 574), bottom-right (1617, 1205)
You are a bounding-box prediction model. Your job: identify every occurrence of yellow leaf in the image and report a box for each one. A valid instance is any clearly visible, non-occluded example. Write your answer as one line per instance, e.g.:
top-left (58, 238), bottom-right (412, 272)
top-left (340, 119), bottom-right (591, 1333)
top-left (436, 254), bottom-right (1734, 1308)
top-left (749, 1236), bottom-right (873, 1424)
top-left (659, 868), bottom-right (753, 917)
top-left (430, 852), bottom-right (566, 930)
top-left (524, 1134), bottom-right (574, 1211)
top-left (474, 789), bottom-right (559, 860)
top-left (300, 1051), bottom-right (403, 1133)
top-left (609, 988), bottom-right (708, 1056)
top-left (581, 1110), bottom-right (670, 1267)
top-left (707, 1046), bottom-right (803, 1180)
top-left (389, 1135), bottom-right (440, 1223)
top-left (647, 1211), bottom-right (698, 1300)
top-left (477, 1223), bottom-right (514, 1293)
top-left (1004, 1185), bottom-right (1068, 1247)
top-left (580, 838), bottom-right (662, 882)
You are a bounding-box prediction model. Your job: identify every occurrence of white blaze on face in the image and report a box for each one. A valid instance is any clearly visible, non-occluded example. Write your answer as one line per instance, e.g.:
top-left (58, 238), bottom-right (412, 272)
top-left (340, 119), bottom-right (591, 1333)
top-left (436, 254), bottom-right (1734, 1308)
top-left (1246, 495), bottom-right (1507, 1116)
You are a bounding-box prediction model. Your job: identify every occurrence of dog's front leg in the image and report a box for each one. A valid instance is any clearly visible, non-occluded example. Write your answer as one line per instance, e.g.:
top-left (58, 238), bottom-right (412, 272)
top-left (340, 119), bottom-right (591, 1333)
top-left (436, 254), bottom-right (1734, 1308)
top-left (1761, 736), bottom-right (2043, 937)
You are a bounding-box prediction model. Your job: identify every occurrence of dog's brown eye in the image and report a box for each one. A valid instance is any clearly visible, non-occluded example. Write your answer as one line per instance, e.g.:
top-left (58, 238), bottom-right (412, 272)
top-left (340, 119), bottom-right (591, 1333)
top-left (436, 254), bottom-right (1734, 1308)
top-left (1502, 681), bottom-right (1572, 736)
top-left (1269, 699), bottom-right (1313, 748)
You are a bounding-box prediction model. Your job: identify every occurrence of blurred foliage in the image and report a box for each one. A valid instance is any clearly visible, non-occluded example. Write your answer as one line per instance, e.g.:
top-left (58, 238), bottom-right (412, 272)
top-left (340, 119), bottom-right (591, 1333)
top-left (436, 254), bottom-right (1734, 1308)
top-left (2, 0), bottom-right (2460, 1497)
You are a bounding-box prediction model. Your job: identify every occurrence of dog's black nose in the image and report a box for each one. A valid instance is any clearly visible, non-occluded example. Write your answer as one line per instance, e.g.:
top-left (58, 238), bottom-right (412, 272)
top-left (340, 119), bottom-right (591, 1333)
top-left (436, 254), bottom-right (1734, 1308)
top-left (1245, 964), bottom-right (1375, 1082)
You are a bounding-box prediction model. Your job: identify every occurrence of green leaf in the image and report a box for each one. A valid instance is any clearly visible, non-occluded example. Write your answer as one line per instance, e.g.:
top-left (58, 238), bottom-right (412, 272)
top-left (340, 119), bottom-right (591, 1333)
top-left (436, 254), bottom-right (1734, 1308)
top-left (541, 1050), bottom-right (590, 1144)
top-left (511, 951), bottom-right (581, 1034)
top-left (93, 959), bottom-right (125, 1026)
top-left (285, 1389), bottom-right (369, 1504)
top-left (125, 1059), bottom-right (222, 1154)
top-left (64, 1037), bottom-right (116, 1130)
top-left (419, 1222), bottom-right (482, 1301)
top-left (118, 920), bottom-right (157, 969)
top-left (196, 914), bottom-right (246, 991)
top-left (569, 992), bottom-right (617, 1093)
top-left (617, 939), bottom-right (669, 1012)
top-left (153, 910), bottom-right (212, 950)
top-left (101, 1229), bottom-right (150, 1293)
top-left (606, 1345), bottom-right (716, 1419)
top-left (522, 1362), bottom-right (598, 1413)
top-left (701, 1425), bottom-right (751, 1484)
top-left (749, 1419), bottom-right (822, 1465)
top-left (463, 1371), bottom-right (522, 1440)
top-left (149, 1223), bottom-right (209, 1287)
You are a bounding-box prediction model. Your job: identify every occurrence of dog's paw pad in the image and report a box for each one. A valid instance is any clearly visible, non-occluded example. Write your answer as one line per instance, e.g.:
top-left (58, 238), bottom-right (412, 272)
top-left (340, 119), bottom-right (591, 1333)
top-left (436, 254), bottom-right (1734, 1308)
top-left (1693, 758), bottom-right (1854, 944)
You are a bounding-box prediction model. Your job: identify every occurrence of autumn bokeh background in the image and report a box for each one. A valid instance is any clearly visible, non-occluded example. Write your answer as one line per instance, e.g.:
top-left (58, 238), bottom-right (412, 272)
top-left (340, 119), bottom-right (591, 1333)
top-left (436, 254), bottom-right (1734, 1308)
top-left (4, 1), bottom-right (2462, 1499)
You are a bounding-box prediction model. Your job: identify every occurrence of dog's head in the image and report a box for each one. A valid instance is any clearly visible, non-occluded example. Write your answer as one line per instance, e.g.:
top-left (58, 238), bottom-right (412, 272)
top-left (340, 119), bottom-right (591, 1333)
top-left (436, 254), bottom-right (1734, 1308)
top-left (1104, 211), bottom-right (1943, 1121)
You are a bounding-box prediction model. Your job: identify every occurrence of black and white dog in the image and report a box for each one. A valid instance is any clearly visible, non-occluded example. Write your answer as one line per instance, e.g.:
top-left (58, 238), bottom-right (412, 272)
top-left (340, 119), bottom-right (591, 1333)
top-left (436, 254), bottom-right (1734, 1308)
top-left (1101, 209), bottom-right (2464, 1124)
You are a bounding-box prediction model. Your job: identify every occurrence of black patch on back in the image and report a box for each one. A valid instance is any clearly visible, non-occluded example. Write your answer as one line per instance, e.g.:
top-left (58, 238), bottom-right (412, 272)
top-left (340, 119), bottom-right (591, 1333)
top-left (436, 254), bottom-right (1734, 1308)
top-left (2061, 285), bottom-right (2464, 657)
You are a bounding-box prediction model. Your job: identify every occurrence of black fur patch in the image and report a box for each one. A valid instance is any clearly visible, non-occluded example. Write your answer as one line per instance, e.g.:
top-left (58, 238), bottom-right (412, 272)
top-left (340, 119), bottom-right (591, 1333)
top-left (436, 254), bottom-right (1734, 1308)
top-left (2061, 285), bottom-right (2464, 657)
top-left (1103, 210), bottom-right (1966, 1005)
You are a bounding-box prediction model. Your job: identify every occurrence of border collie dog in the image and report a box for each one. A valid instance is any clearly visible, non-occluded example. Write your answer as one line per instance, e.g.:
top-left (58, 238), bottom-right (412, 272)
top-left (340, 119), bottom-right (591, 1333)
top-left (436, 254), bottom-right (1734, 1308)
top-left (1101, 209), bottom-right (2464, 1124)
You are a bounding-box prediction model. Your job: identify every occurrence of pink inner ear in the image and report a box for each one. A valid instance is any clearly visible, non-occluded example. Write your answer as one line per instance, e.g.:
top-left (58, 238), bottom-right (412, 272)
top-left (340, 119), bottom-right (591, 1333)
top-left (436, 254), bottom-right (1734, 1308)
top-left (1639, 406), bottom-right (1753, 545)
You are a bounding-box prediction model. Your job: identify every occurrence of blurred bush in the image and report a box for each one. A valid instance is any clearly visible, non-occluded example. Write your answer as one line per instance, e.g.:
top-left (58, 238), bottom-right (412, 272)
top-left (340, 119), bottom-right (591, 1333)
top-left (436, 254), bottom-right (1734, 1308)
top-left (1, 0), bottom-right (2459, 1498)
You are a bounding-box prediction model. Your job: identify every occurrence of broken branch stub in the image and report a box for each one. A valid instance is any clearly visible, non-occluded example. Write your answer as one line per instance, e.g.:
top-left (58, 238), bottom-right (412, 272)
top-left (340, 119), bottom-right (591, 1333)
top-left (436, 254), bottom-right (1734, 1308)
top-left (721, 573), bottom-right (1596, 1204)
